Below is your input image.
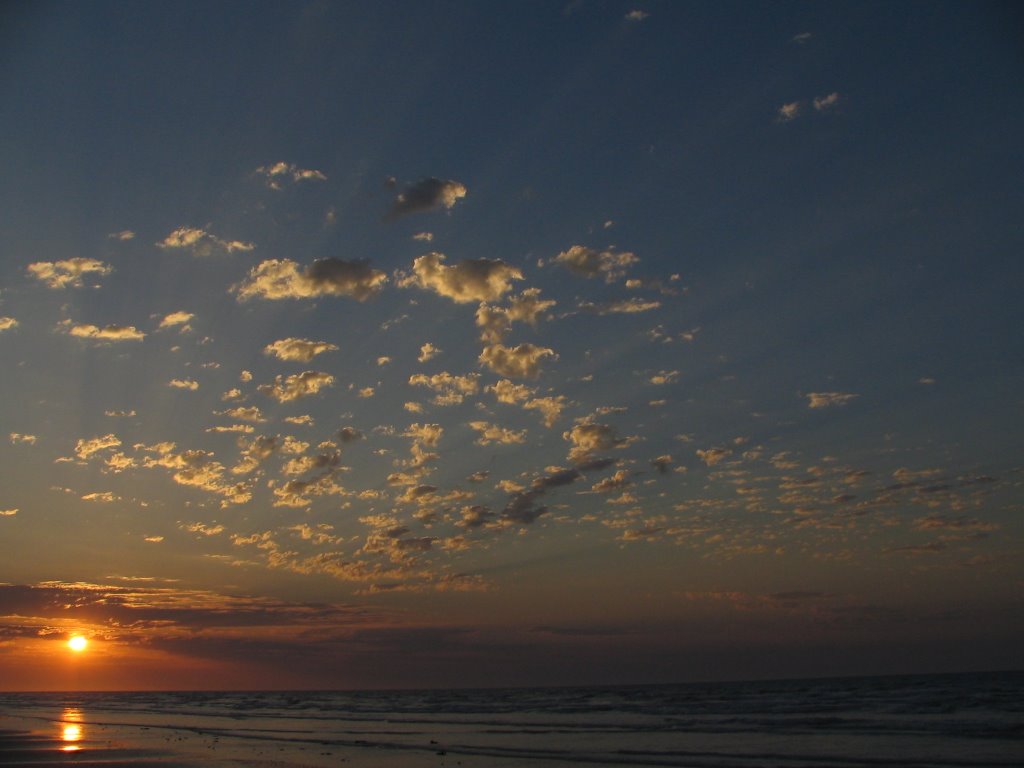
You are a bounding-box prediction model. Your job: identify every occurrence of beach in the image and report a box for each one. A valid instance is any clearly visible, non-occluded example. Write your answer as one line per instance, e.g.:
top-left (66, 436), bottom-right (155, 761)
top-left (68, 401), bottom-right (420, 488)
top-left (1, 673), bottom-right (1022, 767)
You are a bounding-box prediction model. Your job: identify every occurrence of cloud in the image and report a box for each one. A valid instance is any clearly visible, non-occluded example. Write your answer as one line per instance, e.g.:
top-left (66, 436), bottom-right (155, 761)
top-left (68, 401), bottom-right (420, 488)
top-left (578, 297), bottom-right (661, 315)
top-left (813, 92), bottom-right (841, 111)
top-left (469, 421), bottom-right (527, 446)
top-left (27, 258), bottom-right (112, 288)
top-left (59, 320), bottom-right (145, 341)
top-left (697, 447), bottom-right (732, 466)
top-left (418, 343), bottom-right (441, 363)
top-left (625, 10), bottom-right (649, 21)
top-left (476, 289), bottom-right (557, 342)
top-left (479, 343), bottom-right (557, 379)
top-left (399, 253), bottom-right (522, 304)
top-left (390, 178), bottom-right (467, 217)
top-left (777, 101), bottom-right (802, 122)
top-left (649, 370), bottom-right (679, 385)
top-left (74, 434), bottom-right (121, 460)
top-left (408, 372), bottom-right (480, 405)
top-left (158, 311), bottom-right (194, 330)
top-left (263, 338), bottom-right (339, 363)
top-left (258, 371), bottom-right (335, 403)
top-left (563, 422), bottom-right (626, 464)
top-left (791, 32), bottom-right (812, 44)
top-left (10, 433), bottom-right (37, 445)
top-left (0, 317), bottom-right (17, 332)
top-left (254, 161), bottom-right (327, 189)
top-left (413, 232), bottom-right (434, 242)
top-left (551, 245), bottom-right (638, 283)
top-left (233, 258), bottom-right (387, 302)
top-left (139, 442), bottom-right (251, 506)
top-left (216, 406), bottom-right (266, 423)
top-left (81, 491), bottom-right (119, 503)
top-left (158, 226), bottom-right (254, 256)
top-left (233, 435), bottom-right (282, 475)
top-left (591, 469), bottom-right (632, 493)
top-left (168, 378), bottom-right (199, 390)
top-left (0, 509), bottom-right (17, 516)
top-left (651, 454), bottom-right (673, 474)
top-left (487, 380), bottom-right (567, 427)
top-left (806, 392), bottom-right (859, 408)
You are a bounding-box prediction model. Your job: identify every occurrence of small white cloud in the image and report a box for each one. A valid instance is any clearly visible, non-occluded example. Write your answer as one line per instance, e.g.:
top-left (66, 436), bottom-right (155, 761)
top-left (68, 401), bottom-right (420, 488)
top-left (413, 232), bottom-right (434, 242)
top-left (9, 433), bottom-right (37, 445)
top-left (108, 230), bottom-right (136, 240)
top-left (625, 10), bottom-right (649, 21)
top-left (552, 245), bottom-right (638, 283)
top-left (168, 378), bottom-right (199, 391)
top-left (791, 32), bottom-right (812, 44)
top-left (399, 252), bottom-right (522, 304)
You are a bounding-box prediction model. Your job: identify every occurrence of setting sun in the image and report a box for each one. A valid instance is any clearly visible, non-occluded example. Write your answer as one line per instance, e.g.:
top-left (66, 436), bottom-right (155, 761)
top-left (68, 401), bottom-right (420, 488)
top-left (67, 636), bottom-right (88, 652)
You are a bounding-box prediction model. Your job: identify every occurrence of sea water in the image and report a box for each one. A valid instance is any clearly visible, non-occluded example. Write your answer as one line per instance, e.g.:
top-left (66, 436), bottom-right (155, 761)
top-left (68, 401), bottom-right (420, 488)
top-left (1, 671), bottom-right (1021, 766)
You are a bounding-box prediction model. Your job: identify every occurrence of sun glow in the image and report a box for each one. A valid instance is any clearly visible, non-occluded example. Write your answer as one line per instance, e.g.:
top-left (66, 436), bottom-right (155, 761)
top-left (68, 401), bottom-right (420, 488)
top-left (68, 635), bottom-right (88, 652)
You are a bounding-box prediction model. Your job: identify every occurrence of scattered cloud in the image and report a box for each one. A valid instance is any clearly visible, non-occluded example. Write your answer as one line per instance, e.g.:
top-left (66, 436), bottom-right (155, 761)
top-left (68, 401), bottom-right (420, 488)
top-left (625, 10), bottom-right (649, 22)
top-left (777, 101), bottom-right (802, 122)
top-left (168, 378), bottom-right (199, 391)
top-left (27, 258), bottom-right (112, 289)
top-left (158, 311), bottom-right (194, 330)
top-left (791, 32), bottom-right (812, 44)
top-left (697, 447), bottom-right (732, 466)
top-left (418, 343), bottom-right (441, 363)
top-left (233, 258), bottom-right (387, 302)
top-left (399, 253), bottom-right (522, 304)
top-left (564, 422), bottom-right (626, 464)
top-left (158, 226), bottom-right (254, 256)
top-left (578, 297), bottom-right (660, 315)
top-left (59, 320), bottom-right (145, 342)
top-left (813, 92), bottom-right (841, 111)
top-left (264, 338), bottom-right (339, 363)
top-left (413, 232), bottom-right (434, 242)
top-left (0, 317), bottom-right (18, 332)
top-left (10, 433), bottom-right (37, 445)
top-left (551, 245), bottom-right (638, 283)
top-left (479, 343), bottom-right (557, 379)
top-left (409, 371), bottom-right (480, 405)
top-left (258, 371), bottom-right (335, 403)
top-left (469, 421), bottom-right (527, 446)
top-left (806, 392), bottom-right (859, 409)
top-left (390, 178), bottom-right (467, 217)
top-left (108, 230), bottom-right (136, 240)
top-left (254, 161), bottom-right (327, 189)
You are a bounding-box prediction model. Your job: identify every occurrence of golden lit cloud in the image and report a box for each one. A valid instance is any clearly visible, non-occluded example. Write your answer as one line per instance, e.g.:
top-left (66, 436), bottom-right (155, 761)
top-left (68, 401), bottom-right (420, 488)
top-left (551, 245), bottom-right (638, 283)
top-left (168, 378), bottom-right (199, 390)
top-left (0, 317), bottom-right (18, 332)
top-left (390, 177), bottom-right (467, 217)
top-left (479, 343), bottom-right (557, 379)
top-left (158, 226), bottom-right (254, 256)
top-left (806, 392), bottom-right (859, 408)
top-left (27, 258), bottom-right (112, 289)
top-left (399, 253), bottom-right (522, 304)
top-left (59, 320), bottom-right (145, 341)
top-left (158, 311), bottom-right (194, 330)
top-left (254, 161), bottom-right (327, 188)
top-left (469, 421), bottom-right (527, 446)
top-left (263, 337), bottom-right (339, 362)
top-left (258, 371), bottom-right (335, 402)
top-left (233, 258), bottom-right (387, 301)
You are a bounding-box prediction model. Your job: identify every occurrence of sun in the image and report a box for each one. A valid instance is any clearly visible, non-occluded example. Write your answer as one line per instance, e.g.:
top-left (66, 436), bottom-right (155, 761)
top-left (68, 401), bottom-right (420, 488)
top-left (67, 635), bottom-right (88, 652)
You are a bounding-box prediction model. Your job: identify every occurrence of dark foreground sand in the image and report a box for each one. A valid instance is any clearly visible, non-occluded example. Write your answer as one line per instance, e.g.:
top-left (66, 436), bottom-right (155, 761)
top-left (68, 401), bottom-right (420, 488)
top-left (0, 723), bottom-right (488, 768)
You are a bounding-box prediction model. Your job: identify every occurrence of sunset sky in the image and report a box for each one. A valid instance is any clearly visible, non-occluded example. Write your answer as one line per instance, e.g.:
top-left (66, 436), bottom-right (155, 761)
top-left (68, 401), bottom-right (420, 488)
top-left (1, 1), bottom-right (1022, 691)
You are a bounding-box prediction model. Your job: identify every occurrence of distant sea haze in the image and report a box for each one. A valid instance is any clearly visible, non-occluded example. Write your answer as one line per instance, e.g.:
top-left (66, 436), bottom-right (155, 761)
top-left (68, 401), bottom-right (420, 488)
top-left (0, 671), bottom-right (1021, 767)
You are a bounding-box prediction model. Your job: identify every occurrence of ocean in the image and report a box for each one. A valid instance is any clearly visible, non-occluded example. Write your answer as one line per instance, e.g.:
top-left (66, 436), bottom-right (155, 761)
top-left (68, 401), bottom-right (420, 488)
top-left (1, 671), bottom-right (1021, 767)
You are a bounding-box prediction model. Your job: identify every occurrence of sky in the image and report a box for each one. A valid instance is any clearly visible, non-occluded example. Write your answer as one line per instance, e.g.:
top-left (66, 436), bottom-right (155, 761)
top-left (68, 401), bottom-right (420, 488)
top-left (1, 0), bottom-right (1022, 691)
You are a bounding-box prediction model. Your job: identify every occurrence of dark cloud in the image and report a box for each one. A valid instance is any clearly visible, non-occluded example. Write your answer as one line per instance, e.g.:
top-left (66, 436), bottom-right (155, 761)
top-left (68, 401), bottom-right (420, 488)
top-left (390, 178), bottom-right (467, 217)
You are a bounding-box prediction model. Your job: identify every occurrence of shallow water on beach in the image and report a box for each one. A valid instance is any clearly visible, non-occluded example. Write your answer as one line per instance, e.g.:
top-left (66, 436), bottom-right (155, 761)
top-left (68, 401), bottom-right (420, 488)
top-left (1, 671), bottom-right (1022, 767)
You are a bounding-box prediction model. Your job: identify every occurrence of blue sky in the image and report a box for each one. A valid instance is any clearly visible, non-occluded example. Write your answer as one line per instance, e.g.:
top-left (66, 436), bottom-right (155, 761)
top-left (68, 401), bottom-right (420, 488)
top-left (0, 1), bottom-right (1021, 690)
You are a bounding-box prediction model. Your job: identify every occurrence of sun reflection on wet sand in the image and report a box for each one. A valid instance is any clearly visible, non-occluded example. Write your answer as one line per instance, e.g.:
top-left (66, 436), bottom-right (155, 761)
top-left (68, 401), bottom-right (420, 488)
top-left (60, 708), bottom-right (83, 752)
